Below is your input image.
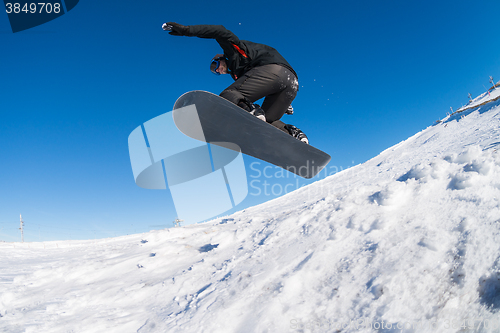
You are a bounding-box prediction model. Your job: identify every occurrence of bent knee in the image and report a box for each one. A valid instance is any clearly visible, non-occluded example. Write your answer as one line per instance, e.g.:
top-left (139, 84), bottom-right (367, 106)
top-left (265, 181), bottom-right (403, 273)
top-left (220, 89), bottom-right (251, 111)
top-left (220, 89), bottom-right (242, 104)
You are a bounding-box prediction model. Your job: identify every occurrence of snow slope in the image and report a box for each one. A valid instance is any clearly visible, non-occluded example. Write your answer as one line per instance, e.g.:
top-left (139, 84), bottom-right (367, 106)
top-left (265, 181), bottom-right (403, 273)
top-left (454, 87), bottom-right (500, 116)
top-left (1, 91), bottom-right (500, 333)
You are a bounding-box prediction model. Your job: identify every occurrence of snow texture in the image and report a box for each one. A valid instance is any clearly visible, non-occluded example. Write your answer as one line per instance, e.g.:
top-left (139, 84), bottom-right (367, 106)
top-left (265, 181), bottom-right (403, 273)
top-left (1, 90), bottom-right (500, 332)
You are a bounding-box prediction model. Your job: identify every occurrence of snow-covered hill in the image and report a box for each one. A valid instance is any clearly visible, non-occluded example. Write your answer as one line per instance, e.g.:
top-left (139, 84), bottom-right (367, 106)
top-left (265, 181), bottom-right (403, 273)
top-left (1, 90), bottom-right (500, 333)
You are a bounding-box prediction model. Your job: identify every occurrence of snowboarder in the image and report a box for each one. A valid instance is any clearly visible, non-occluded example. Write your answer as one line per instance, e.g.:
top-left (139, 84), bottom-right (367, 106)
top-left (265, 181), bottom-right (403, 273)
top-left (162, 22), bottom-right (309, 144)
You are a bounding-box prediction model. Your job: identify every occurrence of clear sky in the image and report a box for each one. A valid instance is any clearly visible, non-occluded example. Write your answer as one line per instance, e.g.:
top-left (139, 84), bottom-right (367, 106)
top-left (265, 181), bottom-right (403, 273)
top-left (1, 0), bottom-right (500, 242)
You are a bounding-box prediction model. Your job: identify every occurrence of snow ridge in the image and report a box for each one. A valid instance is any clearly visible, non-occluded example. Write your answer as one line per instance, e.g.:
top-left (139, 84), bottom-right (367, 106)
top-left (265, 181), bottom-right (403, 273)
top-left (1, 93), bottom-right (500, 332)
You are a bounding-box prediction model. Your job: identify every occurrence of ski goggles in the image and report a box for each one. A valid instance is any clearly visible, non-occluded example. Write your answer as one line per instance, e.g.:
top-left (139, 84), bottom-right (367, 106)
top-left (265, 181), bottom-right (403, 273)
top-left (210, 57), bottom-right (225, 75)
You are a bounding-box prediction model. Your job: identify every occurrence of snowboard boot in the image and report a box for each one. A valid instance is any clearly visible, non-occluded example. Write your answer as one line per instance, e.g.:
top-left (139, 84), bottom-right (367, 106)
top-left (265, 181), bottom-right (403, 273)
top-left (249, 104), bottom-right (266, 122)
top-left (284, 124), bottom-right (309, 144)
top-left (238, 99), bottom-right (266, 122)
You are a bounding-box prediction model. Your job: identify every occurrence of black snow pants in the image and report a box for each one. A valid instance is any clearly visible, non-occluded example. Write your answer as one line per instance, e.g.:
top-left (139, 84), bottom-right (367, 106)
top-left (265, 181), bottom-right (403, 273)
top-left (220, 64), bottom-right (298, 133)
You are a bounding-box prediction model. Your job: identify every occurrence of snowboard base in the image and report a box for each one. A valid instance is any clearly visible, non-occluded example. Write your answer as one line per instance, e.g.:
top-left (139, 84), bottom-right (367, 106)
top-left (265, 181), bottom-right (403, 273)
top-left (172, 91), bottom-right (331, 179)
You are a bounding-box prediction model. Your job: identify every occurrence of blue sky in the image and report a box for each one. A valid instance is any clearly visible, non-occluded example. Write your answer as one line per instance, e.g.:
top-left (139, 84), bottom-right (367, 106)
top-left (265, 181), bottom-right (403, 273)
top-left (1, 0), bottom-right (500, 242)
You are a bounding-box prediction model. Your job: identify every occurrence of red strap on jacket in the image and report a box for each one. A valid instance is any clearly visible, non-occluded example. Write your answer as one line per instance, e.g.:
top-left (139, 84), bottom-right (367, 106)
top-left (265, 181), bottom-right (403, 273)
top-left (232, 43), bottom-right (249, 58)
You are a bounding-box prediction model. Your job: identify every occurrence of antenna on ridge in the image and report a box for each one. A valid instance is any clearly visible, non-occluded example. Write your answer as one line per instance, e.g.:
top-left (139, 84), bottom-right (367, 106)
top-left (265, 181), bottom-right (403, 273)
top-left (173, 218), bottom-right (184, 227)
top-left (19, 214), bottom-right (24, 243)
top-left (490, 76), bottom-right (498, 90)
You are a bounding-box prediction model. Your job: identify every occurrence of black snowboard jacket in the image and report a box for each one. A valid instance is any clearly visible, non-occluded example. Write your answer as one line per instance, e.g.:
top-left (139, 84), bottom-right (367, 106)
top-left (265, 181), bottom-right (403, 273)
top-left (186, 24), bottom-right (297, 81)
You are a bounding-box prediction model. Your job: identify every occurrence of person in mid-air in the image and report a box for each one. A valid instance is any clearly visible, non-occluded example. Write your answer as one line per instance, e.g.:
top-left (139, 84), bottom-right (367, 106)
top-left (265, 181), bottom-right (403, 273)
top-left (163, 22), bottom-right (309, 144)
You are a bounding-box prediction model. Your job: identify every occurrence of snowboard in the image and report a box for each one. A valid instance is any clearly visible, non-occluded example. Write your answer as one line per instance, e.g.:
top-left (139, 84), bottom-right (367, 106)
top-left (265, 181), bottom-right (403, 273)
top-left (172, 90), bottom-right (331, 179)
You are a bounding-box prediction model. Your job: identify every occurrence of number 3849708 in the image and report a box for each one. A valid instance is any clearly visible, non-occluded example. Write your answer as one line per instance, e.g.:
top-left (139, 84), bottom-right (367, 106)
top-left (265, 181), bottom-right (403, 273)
top-left (5, 3), bottom-right (61, 14)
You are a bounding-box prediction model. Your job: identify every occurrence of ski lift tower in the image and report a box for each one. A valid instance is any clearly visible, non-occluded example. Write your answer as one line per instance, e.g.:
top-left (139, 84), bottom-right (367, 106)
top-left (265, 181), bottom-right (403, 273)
top-left (19, 214), bottom-right (24, 243)
top-left (173, 218), bottom-right (184, 227)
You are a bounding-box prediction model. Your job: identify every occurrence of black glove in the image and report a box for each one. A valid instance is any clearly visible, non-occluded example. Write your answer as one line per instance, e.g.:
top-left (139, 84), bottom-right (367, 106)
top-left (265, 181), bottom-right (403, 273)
top-left (164, 22), bottom-right (190, 36)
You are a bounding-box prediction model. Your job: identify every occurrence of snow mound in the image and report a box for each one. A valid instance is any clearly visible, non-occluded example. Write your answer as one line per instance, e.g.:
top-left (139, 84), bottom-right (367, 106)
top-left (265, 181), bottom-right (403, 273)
top-left (1, 92), bottom-right (500, 332)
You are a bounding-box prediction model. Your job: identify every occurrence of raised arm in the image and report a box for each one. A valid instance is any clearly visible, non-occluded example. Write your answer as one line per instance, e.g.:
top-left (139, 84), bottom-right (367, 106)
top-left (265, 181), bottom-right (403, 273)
top-left (164, 22), bottom-right (242, 58)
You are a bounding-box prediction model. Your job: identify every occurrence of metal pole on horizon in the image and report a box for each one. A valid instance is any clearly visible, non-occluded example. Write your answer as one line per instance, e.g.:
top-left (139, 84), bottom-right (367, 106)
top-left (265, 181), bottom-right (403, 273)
top-left (490, 76), bottom-right (498, 90)
top-left (19, 214), bottom-right (24, 243)
top-left (173, 218), bottom-right (184, 227)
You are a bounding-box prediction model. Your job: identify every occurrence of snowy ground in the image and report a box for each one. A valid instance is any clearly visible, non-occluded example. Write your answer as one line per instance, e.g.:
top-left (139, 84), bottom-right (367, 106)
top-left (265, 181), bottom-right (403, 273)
top-left (454, 87), bottom-right (500, 115)
top-left (1, 90), bottom-right (500, 333)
